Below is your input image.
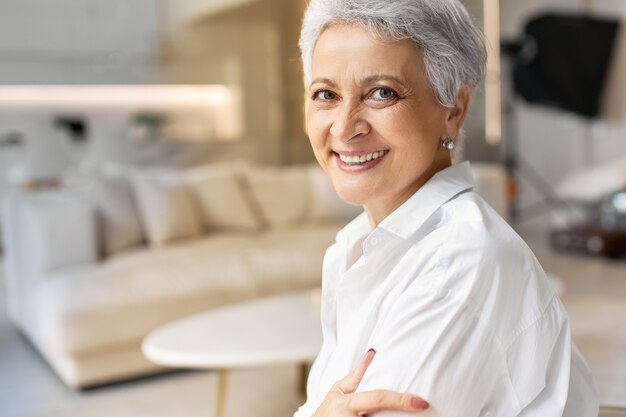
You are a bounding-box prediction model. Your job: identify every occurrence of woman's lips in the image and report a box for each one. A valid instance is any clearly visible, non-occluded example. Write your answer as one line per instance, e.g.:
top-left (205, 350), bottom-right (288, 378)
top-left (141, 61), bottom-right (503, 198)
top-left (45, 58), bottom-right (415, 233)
top-left (333, 149), bottom-right (389, 172)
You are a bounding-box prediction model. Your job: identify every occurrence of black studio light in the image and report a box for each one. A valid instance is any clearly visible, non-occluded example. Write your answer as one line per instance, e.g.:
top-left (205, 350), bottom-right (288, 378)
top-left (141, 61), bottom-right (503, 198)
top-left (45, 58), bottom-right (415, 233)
top-left (503, 13), bottom-right (620, 119)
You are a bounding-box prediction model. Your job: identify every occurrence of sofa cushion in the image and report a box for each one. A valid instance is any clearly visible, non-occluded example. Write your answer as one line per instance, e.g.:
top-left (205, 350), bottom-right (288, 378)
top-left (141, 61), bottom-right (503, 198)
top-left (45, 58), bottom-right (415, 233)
top-left (29, 223), bottom-right (342, 355)
top-left (131, 173), bottom-right (203, 246)
top-left (246, 223), bottom-right (343, 291)
top-left (185, 163), bottom-right (261, 232)
top-left (244, 165), bottom-right (311, 228)
top-left (84, 175), bottom-right (145, 256)
top-left (33, 233), bottom-right (259, 354)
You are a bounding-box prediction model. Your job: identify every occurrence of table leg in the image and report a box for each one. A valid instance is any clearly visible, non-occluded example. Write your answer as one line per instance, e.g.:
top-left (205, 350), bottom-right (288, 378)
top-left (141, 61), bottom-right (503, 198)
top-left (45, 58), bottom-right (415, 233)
top-left (215, 369), bottom-right (228, 417)
top-left (299, 362), bottom-right (310, 397)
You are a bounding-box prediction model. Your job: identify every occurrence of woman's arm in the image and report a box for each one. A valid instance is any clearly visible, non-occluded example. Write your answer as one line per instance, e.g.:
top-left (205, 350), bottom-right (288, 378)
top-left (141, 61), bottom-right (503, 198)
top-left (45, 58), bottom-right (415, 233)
top-left (311, 350), bottom-right (429, 417)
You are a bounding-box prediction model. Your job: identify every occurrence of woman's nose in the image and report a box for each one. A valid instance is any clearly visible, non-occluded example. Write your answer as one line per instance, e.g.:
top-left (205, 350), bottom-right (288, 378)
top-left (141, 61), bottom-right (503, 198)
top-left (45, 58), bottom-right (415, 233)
top-left (329, 103), bottom-right (370, 142)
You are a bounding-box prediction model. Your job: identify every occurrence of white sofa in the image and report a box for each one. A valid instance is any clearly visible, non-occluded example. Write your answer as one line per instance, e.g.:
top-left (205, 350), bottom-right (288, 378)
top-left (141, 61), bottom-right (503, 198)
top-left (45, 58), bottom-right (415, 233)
top-left (2, 160), bottom-right (507, 389)
top-left (2, 161), bottom-right (359, 388)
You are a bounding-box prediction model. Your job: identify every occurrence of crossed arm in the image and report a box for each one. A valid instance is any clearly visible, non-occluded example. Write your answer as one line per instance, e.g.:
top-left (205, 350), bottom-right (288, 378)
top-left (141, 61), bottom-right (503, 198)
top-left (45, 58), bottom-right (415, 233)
top-left (311, 349), bottom-right (430, 417)
top-left (308, 306), bottom-right (573, 417)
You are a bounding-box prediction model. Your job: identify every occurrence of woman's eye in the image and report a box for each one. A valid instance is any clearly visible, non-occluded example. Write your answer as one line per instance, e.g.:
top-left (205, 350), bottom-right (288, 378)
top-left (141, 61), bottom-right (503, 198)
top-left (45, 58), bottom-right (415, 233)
top-left (370, 87), bottom-right (397, 101)
top-left (314, 90), bottom-right (337, 101)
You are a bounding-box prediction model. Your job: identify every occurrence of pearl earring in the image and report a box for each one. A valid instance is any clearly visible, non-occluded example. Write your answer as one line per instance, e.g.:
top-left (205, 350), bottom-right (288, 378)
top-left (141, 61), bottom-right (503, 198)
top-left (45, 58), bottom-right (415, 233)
top-left (442, 137), bottom-right (455, 150)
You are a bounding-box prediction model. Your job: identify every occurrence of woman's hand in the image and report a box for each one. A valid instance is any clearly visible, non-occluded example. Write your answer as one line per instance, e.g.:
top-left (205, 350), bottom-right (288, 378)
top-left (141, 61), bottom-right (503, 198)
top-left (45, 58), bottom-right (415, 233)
top-left (312, 350), bottom-right (429, 416)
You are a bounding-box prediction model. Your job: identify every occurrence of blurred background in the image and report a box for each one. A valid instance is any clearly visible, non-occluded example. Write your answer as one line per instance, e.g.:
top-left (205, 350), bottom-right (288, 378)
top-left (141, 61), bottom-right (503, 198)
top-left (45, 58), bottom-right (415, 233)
top-left (0, 0), bottom-right (625, 416)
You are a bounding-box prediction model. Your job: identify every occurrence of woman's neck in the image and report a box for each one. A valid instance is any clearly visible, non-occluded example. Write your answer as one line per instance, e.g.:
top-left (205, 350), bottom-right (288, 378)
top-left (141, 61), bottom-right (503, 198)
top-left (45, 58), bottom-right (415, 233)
top-left (364, 158), bottom-right (452, 229)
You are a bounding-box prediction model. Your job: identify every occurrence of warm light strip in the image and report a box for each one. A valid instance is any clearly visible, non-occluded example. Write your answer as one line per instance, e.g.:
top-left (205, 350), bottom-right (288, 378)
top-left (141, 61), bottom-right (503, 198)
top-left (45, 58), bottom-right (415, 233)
top-left (484, 0), bottom-right (502, 145)
top-left (0, 85), bottom-right (235, 107)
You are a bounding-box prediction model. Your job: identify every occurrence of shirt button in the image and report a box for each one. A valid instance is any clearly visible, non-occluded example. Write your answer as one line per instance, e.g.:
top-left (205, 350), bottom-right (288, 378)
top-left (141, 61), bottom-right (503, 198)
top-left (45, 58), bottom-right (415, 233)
top-left (370, 237), bottom-right (379, 246)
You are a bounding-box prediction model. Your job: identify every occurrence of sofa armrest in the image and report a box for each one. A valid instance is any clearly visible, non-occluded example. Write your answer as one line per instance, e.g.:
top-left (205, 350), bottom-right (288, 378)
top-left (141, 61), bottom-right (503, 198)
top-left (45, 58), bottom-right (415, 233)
top-left (3, 191), bottom-right (99, 284)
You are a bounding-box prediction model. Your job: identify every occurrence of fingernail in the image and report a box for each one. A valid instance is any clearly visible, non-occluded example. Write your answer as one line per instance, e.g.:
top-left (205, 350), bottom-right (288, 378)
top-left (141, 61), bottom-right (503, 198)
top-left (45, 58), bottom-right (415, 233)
top-left (411, 397), bottom-right (429, 409)
top-left (365, 348), bottom-right (376, 357)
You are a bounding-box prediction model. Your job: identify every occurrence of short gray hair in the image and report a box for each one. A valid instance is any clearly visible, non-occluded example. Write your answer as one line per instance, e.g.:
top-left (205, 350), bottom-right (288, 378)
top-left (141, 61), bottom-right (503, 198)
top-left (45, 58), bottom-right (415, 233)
top-left (299, 0), bottom-right (487, 108)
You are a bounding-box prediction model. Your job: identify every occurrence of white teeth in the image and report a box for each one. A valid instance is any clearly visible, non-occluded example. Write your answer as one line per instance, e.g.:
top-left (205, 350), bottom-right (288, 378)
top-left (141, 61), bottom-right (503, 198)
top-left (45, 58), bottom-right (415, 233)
top-left (338, 150), bottom-right (388, 165)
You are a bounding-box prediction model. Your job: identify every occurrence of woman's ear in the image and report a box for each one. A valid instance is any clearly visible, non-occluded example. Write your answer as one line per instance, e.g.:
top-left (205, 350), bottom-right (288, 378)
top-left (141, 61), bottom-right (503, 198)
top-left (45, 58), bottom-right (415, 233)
top-left (444, 84), bottom-right (471, 138)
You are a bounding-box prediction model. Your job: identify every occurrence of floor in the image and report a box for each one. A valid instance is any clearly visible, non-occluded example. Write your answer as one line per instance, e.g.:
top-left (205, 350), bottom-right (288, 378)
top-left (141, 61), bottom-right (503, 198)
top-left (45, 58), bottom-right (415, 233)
top-left (1, 217), bottom-right (625, 417)
top-left (0, 319), bottom-right (304, 417)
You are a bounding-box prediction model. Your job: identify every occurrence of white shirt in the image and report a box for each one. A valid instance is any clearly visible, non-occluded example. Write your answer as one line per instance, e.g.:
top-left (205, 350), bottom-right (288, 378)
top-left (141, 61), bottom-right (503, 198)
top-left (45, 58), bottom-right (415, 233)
top-left (294, 162), bottom-right (598, 417)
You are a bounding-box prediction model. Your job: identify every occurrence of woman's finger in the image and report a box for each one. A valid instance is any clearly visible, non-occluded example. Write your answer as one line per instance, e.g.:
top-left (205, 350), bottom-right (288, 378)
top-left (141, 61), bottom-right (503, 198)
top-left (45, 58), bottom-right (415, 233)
top-left (335, 349), bottom-right (376, 393)
top-left (347, 390), bottom-right (430, 414)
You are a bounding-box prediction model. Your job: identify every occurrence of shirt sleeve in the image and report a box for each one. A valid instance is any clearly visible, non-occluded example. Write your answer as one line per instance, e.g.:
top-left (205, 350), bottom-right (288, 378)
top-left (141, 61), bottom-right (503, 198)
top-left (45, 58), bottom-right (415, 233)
top-left (509, 298), bottom-right (571, 416)
top-left (513, 300), bottom-right (598, 417)
top-left (355, 282), bottom-right (575, 417)
top-left (355, 281), bottom-right (519, 417)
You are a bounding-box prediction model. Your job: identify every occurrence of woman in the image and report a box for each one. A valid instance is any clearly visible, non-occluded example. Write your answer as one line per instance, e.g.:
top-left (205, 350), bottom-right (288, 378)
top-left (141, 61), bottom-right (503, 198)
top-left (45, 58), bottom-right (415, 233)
top-left (295, 0), bottom-right (599, 416)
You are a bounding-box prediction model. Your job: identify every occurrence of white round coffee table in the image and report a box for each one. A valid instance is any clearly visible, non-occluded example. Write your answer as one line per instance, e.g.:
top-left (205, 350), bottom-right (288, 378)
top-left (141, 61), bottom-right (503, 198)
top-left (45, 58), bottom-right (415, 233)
top-left (142, 289), bottom-right (322, 417)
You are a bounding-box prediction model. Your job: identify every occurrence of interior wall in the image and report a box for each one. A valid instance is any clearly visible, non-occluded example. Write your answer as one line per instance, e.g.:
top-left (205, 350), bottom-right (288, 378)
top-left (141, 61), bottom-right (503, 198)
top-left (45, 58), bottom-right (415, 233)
top-left (169, 0), bottom-right (308, 165)
top-left (460, 0), bottom-right (493, 163)
top-left (0, 0), bottom-right (169, 84)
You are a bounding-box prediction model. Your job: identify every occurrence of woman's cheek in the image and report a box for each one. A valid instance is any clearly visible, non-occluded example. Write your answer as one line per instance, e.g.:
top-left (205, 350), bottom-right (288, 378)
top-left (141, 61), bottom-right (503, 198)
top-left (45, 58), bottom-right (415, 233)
top-left (307, 113), bottom-right (327, 150)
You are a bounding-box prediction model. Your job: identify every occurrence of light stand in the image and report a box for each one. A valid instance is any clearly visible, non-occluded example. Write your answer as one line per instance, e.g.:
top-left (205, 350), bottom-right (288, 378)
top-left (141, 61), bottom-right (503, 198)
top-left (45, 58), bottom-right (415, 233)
top-left (499, 13), bottom-right (620, 223)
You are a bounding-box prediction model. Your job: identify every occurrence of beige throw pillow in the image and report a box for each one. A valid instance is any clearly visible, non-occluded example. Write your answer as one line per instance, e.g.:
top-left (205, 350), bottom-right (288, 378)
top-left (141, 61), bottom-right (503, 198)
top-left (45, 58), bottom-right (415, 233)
top-left (85, 175), bottom-right (144, 256)
top-left (244, 165), bottom-right (310, 227)
top-left (131, 173), bottom-right (202, 246)
top-left (185, 163), bottom-right (261, 231)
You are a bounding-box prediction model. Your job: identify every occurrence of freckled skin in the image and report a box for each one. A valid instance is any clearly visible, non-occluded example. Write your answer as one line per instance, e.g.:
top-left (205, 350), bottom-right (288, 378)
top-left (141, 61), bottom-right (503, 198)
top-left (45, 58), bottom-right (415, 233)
top-left (306, 24), bottom-right (470, 227)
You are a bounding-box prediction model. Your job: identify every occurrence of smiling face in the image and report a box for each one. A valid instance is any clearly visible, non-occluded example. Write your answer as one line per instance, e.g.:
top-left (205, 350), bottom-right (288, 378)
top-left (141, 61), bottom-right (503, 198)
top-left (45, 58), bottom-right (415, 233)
top-left (306, 24), bottom-right (469, 226)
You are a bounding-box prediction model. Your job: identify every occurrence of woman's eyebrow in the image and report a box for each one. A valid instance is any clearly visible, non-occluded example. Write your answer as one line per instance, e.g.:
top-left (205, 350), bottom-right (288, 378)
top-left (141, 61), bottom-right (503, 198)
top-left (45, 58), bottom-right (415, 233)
top-left (362, 74), bottom-right (405, 85)
top-left (310, 78), bottom-right (337, 88)
top-left (309, 75), bottom-right (406, 88)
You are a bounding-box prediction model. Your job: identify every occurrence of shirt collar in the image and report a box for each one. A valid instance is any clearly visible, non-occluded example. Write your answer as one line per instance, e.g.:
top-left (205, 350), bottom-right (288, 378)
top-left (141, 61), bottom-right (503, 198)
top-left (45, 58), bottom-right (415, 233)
top-left (337, 161), bottom-right (476, 243)
top-left (379, 161), bottom-right (475, 238)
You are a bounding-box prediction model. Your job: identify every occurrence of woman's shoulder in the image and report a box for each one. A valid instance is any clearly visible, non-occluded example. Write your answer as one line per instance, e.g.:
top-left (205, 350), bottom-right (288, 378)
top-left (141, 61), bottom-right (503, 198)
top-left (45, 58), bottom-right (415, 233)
top-left (402, 190), bottom-right (531, 278)
top-left (412, 190), bottom-right (557, 327)
top-left (430, 190), bottom-right (523, 254)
